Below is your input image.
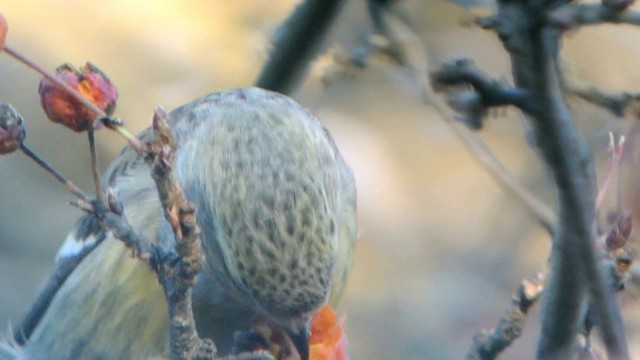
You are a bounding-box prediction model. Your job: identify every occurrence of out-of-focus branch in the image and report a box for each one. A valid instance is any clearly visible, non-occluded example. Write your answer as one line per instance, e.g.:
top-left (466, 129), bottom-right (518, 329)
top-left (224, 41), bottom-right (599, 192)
top-left (365, 1), bottom-right (557, 234)
top-left (547, 3), bottom-right (640, 29)
top-left (441, 118), bottom-right (557, 235)
top-left (569, 86), bottom-right (640, 118)
top-left (563, 61), bottom-right (640, 118)
top-left (431, 60), bottom-right (535, 115)
top-left (255, 0), bottom-right (348, 95)
top-left (466, 273), bottom-right (545, 360)
top-left (494, 2), bottom-right (629, 358)
top-left (359, 2), bottom-right (629, 358)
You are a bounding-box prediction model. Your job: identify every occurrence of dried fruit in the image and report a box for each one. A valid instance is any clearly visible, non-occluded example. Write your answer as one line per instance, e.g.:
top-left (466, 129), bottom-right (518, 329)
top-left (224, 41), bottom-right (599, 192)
top-left (0, 12), bottom-right (7, 51)
top-left (309, 304), bottom-right (348, 360)
top-left (80, 63), bottom-right (118, 116)
top-left (39, 62), bottom-right (118, 132)
top-left (0, 103), bottom-right (26, 154)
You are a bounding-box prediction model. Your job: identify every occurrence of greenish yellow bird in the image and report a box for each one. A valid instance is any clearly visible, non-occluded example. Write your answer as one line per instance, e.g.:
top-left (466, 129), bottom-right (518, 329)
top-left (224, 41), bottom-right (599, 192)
top-left (1, 87), bottom-right (357, 360)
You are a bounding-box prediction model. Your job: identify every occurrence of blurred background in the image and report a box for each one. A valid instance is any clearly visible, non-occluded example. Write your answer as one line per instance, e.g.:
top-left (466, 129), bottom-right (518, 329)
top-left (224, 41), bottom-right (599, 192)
top-left (1, 1), bottom-right (640, 359)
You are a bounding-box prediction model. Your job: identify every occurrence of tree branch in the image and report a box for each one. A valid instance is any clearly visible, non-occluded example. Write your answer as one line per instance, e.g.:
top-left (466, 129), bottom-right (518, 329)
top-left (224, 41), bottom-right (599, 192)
top-left (145, 108), bottom-right (215, 359)
top-left (70, 108), bottom-right (218, 360)
top-left (567, 86), bottom-right (640, 118)
top-left (431, 59), bottom-right (536, 116)
top-left (494, 3), bottom-right (629, 358)
top-left (255, 0), bottom-right (348, 94)
top-left (466, 273), bottom-right (545, 360)
top-left (360, 0), bottom-right (557, 234)
top-left (547, 3), bottom-right (640, 29)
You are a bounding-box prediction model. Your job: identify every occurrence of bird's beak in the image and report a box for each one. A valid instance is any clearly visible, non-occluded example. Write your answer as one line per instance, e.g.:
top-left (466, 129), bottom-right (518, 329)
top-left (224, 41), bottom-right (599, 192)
top-left (286, 324), bottom-right (310, 360)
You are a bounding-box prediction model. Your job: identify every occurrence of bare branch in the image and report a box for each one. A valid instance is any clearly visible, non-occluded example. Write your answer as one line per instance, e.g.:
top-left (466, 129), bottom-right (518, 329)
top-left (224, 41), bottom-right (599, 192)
top-left (71, 198), bottom-right (159, 265)
top-left (548, 3), bottom-right (640, 29)
top-left (466, 273), bottom-right (545, 360)
top-left (431, 59), bottom-right (536, 115)
top-left (447, 121), bottom-right (557, 234)
top-left (2, 46), bottom-right (144, 151)
top-left (493, 2), bottom-right (629, 358)
top-left (144, 107), bottom-right (215, 359)
top-left (18, 142), bottom-right (88, 201)
top-left (363, 1), bottom-right (556, 234)
top-left (87, 130), bottom-right (104, 205)
top-left (255, 0), bottom-right (347, 94)
top-left (568, 86), bottom-right (640, 118)
top-left (67, 108), bottom-right (217, 359)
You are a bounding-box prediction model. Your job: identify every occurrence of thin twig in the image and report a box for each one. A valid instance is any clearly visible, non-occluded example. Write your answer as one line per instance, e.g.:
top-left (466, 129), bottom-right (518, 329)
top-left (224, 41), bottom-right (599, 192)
top-left (3, 46), bottom-right (105, 118)
top-left (145, 107), bottom-right (215, 359)
top-left (71, 198), bottom-right (158, 265)
top-left (2, 45), bottom-right (144, 152)
top-left (87, 130), bottom-right (104, 205)
top-left (569, 86), bottom-right (640, 118)
top-left (563, 63), bottom-right (640, 117)
top-left (547, 3), bottom-right (640, 29)
top-left (440, 115), bottom-right (557, 234)
top-left (466, 273), bottom-right (546, 360)
top-left (431, 60), bottom-right (536, 115)
top-left (368, 2), bottom-right (557, 234)
top-left (19, 143), bottom-right (88, 201)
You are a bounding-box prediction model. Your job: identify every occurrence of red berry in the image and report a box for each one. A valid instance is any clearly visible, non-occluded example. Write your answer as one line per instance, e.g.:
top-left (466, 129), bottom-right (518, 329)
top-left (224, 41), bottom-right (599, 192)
top-left (39, 63), bottom-right (118, 132)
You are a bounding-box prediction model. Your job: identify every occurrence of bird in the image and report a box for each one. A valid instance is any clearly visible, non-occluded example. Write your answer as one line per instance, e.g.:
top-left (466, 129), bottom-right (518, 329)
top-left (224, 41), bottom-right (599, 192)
top-left (1, 87), bottom-right (357, 359)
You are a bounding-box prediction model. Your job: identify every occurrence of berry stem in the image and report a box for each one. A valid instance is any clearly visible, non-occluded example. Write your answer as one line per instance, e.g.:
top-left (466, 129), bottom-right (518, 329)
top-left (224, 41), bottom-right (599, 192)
top-left (3, 46), bottom-right (105, 117)
top-left (19, 143), bottom-right (88, 201)
top-left (3, 45), bottom-right (144, 152)
top-left (87, 129), bottom-right (104, 204)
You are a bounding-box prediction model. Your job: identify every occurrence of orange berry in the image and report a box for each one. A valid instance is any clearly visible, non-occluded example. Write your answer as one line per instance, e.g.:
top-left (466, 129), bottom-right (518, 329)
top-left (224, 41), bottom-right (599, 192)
top-left (39, 63), bottom-right (117, 132)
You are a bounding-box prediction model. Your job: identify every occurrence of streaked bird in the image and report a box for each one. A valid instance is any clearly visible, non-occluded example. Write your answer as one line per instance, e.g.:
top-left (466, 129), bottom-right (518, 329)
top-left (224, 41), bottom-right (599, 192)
top-left (2, 87), bottom-right (357, 360)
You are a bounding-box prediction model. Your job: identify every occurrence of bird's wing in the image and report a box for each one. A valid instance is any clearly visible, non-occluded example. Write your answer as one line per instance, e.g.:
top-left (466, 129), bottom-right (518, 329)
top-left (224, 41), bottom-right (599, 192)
top-left (12, 125), bottom-right (159, 345)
